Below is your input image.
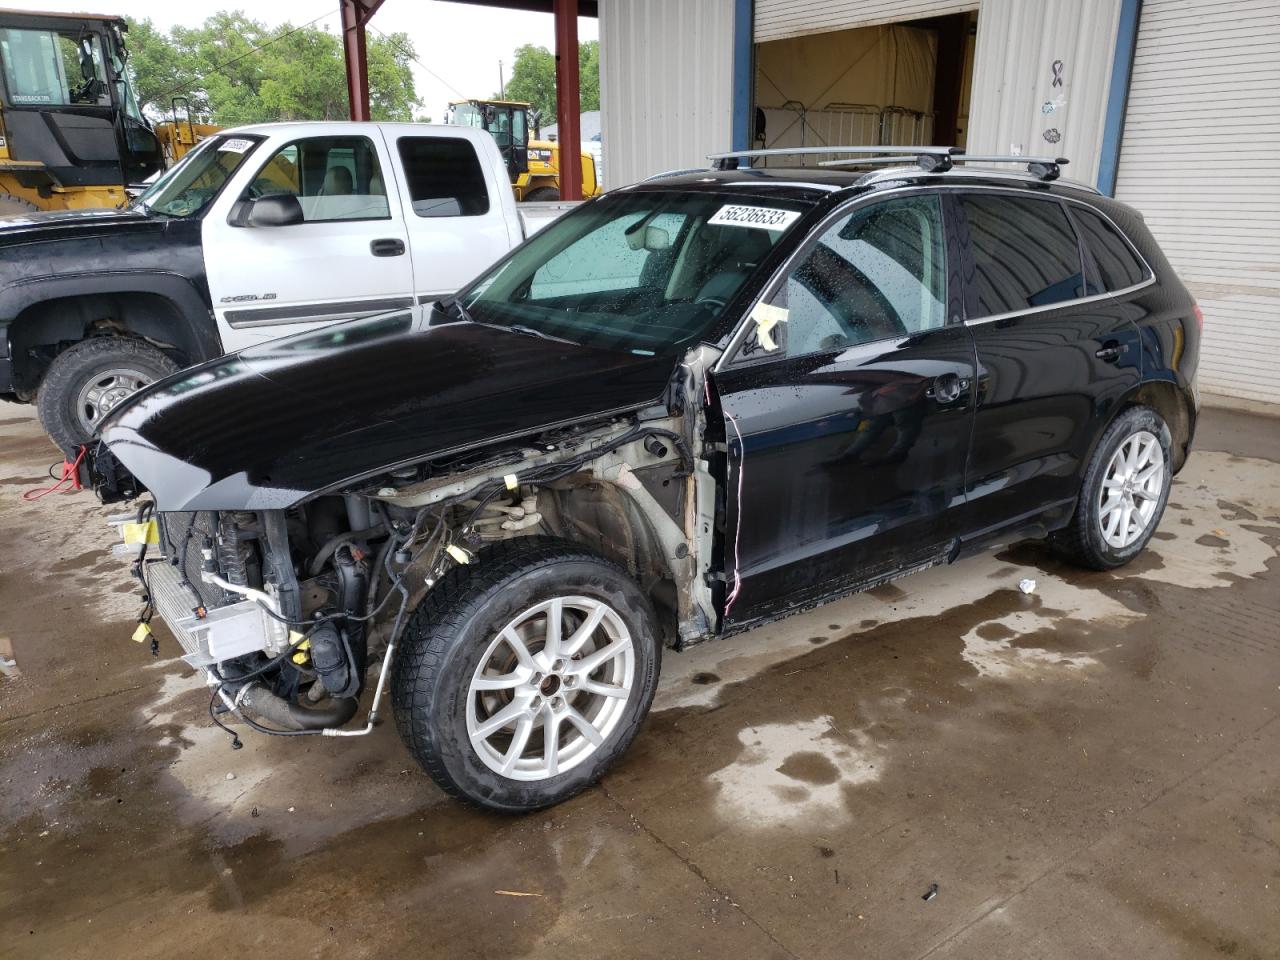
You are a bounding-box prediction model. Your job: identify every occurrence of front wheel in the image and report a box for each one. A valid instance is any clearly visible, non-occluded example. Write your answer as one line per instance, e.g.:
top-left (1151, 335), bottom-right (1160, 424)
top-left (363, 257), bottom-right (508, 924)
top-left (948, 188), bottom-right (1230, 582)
top-left (1053, 405), bottom-right (1173, 570)
top-left (391, 537), bottom-right (661, 812)
top-left (36, 337), bottom-right (179, 455)
top-left (523, 186), bottom-right (560, 202)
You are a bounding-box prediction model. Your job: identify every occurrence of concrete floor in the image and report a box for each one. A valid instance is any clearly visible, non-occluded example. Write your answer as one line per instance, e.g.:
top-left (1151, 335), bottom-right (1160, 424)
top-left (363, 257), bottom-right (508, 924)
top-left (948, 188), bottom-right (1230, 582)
top-left (0, 405), bottom-right (1277, 960)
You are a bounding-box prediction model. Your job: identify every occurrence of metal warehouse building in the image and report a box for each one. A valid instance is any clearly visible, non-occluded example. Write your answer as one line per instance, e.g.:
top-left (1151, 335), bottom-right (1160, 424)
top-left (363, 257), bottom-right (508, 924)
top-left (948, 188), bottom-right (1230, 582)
top-left (598, 0), bottom-right (1280, 406)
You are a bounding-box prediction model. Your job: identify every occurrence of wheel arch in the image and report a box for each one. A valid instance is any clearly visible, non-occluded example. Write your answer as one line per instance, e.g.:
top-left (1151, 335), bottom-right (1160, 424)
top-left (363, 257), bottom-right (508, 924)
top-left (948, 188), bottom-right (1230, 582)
top-left (3, 274), bottom-right (220, 396)
top-left (1115, 378), bottom-right (1195, 473)
top-left (538, 476), bottom-right (684, 648)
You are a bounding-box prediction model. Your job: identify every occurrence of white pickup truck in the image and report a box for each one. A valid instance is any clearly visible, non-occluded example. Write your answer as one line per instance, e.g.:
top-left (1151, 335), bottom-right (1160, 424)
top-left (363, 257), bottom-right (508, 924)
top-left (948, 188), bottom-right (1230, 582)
top-left (0, 121), bottom-right (575, 453)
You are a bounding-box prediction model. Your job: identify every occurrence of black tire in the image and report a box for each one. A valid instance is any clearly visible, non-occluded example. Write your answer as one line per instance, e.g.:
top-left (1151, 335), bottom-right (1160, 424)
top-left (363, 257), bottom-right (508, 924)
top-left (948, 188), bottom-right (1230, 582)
top-left (36, 336), bottom-right (179, 455)
top-left (391, 536), bottom-right (661, 813)
top-left (523, 186), bottom-right (560, 202)
top-left (1052, 404), bottom-right (1173, 570)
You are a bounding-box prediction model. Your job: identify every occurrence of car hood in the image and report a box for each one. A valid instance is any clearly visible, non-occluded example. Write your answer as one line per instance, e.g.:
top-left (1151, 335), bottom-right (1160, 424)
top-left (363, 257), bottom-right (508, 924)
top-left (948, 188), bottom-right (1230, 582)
top-left (99, 311), bottom-right (678, 511)
top-left (0, 207), bottom-right (168, 253)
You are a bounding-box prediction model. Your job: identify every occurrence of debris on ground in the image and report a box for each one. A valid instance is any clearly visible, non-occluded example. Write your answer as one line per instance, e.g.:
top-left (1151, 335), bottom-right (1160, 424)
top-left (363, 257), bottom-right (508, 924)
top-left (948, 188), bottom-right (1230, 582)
top-left (1018, 578), bottom-right (1037, 594)
top-left (494, 890), bottom-right (544, 898)
top-left (922, 883), bottom-right (939, 902)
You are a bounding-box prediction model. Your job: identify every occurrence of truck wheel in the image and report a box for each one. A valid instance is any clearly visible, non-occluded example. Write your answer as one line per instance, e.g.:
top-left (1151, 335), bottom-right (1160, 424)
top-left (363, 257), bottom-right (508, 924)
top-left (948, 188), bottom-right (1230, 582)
top-left (0, 194), bottom-right (39, 218)
top-left (523, 187), bottom-right (560, 202)
top-left (36, 337), bottom-right (179, 455)
top-left (391, 536), bottom-right (661, 813)
top-left (1052, 405), bottom-right (1173, 570)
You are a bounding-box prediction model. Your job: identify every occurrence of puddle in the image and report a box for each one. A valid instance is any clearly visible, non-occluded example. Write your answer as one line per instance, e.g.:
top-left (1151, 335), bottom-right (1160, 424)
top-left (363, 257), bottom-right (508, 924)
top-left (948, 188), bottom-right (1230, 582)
top-left (961, 610), bottom-right (1101, 679)
top-left (708, 716), bottom-right (883, 827)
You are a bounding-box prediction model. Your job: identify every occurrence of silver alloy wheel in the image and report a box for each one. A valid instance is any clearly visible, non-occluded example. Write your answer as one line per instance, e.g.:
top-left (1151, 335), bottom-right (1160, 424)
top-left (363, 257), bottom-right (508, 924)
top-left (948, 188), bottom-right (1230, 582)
top-left (1098, 429), bottom-right (1165, 549)
top-left (75, 368), bottom-right (155, 435)
top-left (467, 596), bottom-right (635, 781)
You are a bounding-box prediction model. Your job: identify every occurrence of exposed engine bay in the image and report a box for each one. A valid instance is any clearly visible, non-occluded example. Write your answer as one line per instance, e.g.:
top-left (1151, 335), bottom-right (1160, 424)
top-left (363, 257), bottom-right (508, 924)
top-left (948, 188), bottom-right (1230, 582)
top-left (102, 348), bottom-right (723, 742)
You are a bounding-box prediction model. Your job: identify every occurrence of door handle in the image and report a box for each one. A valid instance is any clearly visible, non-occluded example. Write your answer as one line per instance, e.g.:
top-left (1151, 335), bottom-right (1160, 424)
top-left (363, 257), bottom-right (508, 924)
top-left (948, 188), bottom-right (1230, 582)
top-left (926, 373), bottom-right (970, 404)
top-left (370, 238), bottom-right (406, 257)
top-left (1095, 341), bottom-right (1123, 363)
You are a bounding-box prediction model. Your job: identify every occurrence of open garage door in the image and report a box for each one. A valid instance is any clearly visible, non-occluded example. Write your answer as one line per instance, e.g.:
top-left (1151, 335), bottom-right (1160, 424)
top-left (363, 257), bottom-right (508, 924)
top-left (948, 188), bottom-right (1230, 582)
top-left (755, 0), bottom-right (975, 42)
top-left (1115, 0), bottom-right (1280, 405)
top-left (752, 9), bottom-right (976, 164)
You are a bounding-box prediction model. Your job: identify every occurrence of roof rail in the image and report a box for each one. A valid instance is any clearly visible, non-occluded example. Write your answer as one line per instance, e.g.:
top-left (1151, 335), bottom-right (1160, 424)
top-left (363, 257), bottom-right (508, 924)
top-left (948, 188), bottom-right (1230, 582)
top-left (706, 145), bottom-right (1070, 182)
top-left (707, 145), bottom-right (963, 171)
top-left (820, 151), bottom-right (1070, 182)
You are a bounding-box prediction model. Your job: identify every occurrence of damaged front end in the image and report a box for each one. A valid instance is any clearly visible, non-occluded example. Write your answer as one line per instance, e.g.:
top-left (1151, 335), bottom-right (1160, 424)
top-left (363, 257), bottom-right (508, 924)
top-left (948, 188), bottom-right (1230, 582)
top-left (100, 344), bottom-right (725, 744)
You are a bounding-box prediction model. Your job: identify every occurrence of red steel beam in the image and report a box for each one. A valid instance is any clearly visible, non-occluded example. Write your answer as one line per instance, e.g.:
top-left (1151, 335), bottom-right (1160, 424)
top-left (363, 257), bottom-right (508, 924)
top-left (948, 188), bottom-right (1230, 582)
top-left (552, 0), bottom-right (582, 200)
top-left (341, 0), bottom-right (386, 121)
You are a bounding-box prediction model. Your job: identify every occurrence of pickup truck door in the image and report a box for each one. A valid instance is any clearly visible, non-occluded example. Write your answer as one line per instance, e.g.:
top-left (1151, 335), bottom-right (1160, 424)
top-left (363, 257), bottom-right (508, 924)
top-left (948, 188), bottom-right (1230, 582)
top-left (390, 131), bottom-right (521, 303)
top-left (713, 193), bottom-right (976, 630)
top-left (202, 131), bottom-right (416, 351)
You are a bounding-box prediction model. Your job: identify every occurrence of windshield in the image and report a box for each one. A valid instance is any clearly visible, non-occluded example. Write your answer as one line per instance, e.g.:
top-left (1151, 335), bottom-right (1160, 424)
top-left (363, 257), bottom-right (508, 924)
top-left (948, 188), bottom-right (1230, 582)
top-left (460, 192), bottom-right (807, 354)
top-left (448, 102), bottom-right (484, 127)
top-left (135, 135), bottom-right (261, 217)
top-left (0, 27), bottom-right (111, 107)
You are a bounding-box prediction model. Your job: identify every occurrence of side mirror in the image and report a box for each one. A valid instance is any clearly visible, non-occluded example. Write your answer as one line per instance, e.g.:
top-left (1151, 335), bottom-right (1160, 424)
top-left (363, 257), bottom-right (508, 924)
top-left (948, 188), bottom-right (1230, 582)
top-left (246, 194), bottom-right (303, 227)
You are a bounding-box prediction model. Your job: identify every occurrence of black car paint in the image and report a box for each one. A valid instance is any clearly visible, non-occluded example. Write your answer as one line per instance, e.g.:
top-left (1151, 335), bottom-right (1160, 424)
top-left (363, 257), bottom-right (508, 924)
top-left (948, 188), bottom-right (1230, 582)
top-left (0, 209), bottom-right (215, 397)
top-left (98, 311), bottom-right (677, 511)
top-left (94, 166), bottom-right (1200, 638)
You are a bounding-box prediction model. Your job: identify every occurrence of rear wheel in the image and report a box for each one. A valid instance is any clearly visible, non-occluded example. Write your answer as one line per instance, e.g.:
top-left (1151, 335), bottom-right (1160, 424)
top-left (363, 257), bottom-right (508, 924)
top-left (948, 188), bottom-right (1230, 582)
top-left (36, 337), bottom-right (179, 455)
top-left (1053, 405), bottom-right (1173, 570)
top-left (391, 537), bottom-right (661, 812)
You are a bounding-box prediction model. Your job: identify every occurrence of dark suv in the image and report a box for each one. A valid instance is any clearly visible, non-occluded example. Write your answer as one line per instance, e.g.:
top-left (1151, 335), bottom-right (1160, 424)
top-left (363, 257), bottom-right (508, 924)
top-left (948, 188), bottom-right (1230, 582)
top-left (89, 147), bottom-right (1199, 812)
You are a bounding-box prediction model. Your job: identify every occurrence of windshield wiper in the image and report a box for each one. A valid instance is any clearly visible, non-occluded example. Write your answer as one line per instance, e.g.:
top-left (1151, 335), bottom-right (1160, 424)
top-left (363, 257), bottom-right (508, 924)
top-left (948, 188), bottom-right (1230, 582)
top-left (508, 324), bottom-right (579, 345)
top-left (439, 297), bottom-right (476, 324)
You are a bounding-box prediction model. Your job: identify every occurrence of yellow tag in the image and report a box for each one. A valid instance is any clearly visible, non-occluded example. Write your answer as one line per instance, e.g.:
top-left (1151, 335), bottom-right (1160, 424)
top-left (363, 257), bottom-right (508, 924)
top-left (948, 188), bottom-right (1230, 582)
top-left (750, 302), bottom-right (789, 352)
top-left (122, 519), bottom-right (159, 546)
top-left (131, 622), bottom-right (152, 643)
top-left (446, 544), bottom-right (472, 565)
top-left (503, 473), bottom-right (519, 491)
top-left (288, 631), bottom-right (307, 646)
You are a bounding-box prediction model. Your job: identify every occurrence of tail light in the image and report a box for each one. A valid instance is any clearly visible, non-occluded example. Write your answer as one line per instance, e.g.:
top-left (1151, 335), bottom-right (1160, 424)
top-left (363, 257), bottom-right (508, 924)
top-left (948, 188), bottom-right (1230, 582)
top-left (1192, 303), bottom-right (1204, 331)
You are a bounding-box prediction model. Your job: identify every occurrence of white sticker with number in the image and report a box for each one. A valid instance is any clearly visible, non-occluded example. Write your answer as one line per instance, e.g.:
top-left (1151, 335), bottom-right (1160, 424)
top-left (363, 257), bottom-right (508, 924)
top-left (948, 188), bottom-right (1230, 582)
top-left (218, 138), bottom-right (254, 153)
top-left (708, 204), bottom-right (801, 232)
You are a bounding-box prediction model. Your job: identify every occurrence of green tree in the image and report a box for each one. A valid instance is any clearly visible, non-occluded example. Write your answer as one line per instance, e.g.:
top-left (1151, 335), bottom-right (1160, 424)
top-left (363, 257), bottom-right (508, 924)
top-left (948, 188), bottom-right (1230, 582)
top-left (125, 13), bottom-right (420, 125)
top-left (501, 40), bottom-right (600, 124)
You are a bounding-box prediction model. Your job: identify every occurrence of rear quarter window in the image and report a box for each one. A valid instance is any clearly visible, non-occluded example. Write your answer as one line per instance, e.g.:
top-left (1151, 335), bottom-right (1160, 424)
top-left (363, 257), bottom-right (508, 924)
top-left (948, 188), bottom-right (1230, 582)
top-left (1071, 205), bottom-right (1149, 293)
top-left (397, 137), bottom-right (490, 217)
top-left (960, 194), bottom-right (1086, 317)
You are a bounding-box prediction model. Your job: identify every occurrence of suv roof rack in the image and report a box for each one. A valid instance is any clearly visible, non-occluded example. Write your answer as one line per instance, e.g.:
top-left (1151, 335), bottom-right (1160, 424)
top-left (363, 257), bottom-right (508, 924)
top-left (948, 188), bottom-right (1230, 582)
top-left (706, 146), bottom-right (1068, 182)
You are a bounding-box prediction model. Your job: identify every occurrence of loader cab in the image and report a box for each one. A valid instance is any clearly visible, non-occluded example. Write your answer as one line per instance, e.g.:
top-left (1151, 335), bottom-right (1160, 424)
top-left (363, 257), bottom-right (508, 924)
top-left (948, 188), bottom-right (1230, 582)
top-left (0, 11), bottom-right (162, 195)
top-left (445, 98), bottom-right (529, 183)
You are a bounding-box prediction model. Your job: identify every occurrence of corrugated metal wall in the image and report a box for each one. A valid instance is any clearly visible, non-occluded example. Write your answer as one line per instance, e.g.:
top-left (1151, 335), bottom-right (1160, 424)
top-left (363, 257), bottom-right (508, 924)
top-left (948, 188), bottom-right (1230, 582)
top-left (599, 0), bottom-right (736, 190)
top-left (1115, 0), bottom-right (1280, 405)
top-left (755, 0), bottom-right (973, 42)
top-left (751, 0), bottom-right (1122, 185)
top-left (966, 0), bottom-right (1121, 187)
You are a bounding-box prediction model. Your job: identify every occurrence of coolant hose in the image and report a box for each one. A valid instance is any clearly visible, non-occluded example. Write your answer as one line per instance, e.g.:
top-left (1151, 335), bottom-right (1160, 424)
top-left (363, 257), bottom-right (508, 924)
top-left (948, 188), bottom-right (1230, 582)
top-left (238, 684), bottom-right (359, 731)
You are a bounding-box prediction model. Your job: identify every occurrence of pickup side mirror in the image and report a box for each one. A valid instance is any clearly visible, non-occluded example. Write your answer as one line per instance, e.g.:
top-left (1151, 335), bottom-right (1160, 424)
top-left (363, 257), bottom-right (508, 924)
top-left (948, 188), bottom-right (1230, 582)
top-left (244, 194), bottom-right (304, 228)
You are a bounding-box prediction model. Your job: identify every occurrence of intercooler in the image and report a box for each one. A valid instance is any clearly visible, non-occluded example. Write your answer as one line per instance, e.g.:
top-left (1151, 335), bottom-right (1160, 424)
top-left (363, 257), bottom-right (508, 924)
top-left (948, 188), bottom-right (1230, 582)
top-left (139, 512), bottom-right (279, 670)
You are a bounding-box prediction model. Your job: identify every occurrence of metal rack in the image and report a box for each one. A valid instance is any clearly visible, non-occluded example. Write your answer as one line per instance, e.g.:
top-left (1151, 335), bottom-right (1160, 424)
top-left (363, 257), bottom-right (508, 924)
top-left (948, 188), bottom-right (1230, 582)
top-left (706, 146), bottom-right (1070, 182)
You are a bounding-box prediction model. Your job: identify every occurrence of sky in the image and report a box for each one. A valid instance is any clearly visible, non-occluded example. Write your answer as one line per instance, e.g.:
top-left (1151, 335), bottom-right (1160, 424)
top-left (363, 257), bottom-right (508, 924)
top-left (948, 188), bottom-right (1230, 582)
top-left (12, 0), bottom-right (599, 120)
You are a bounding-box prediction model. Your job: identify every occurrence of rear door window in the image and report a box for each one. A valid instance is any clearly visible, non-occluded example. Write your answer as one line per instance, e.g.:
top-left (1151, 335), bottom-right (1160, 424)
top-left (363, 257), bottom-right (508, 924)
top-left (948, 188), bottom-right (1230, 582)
top-left (397, 136), bottom-right (490, 217)
top-left (1070, 205), bottom-right (1148, 293)
top-left (960, 194), bottom-right (1085, 317)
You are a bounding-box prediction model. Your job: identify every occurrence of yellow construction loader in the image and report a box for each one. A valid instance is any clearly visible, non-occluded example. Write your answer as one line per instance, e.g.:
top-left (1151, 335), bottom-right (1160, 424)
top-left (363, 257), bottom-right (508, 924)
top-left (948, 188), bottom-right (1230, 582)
top-left (445, 98), bottom-right (600, 201)
top-left (153, 97), bottom-right (221, 167)
top-left (0, 9), bottom-right (165, 216)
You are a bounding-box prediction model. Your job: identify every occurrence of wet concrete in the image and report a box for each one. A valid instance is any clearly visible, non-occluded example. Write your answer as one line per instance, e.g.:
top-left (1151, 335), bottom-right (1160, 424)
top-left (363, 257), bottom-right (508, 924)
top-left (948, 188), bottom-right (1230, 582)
top-left (2, 405), bottom-right (1278, 959)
